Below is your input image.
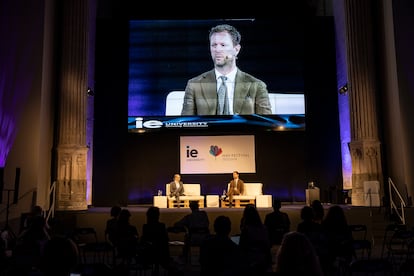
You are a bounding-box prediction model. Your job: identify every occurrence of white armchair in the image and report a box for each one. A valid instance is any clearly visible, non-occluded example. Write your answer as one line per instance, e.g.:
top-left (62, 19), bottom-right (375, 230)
top-left (222, 183), bottom-right (272, 208)
top-left (166, 183), bottom-right (205, 208)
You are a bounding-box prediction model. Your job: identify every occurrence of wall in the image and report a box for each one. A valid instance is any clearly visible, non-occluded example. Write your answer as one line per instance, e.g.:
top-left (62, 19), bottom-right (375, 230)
top-left (1, 0), bottom-right (56, 224)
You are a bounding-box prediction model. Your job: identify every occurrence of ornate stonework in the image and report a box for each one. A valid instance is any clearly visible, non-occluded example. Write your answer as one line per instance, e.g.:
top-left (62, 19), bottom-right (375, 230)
top-left (56, 146), bottom-right (88, 211)
top-left (349, 140), bottom-right (383, 206)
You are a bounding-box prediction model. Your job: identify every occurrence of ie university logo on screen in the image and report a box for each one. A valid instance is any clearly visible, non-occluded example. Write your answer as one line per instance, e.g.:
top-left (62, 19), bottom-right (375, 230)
top-left (135, 117), bottom-right (163, 129)
top-left (134, 117), bottom-right (209, 129)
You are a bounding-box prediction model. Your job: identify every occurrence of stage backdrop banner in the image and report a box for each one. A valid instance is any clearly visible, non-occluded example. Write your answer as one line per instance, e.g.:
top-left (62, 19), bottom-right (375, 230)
top-left (180, 135), bottom-right (256, 174)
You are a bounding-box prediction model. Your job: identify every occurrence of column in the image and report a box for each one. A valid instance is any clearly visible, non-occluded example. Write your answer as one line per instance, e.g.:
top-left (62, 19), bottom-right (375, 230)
top-left (344, 0), bottom-right (383, 206)
top-left (55, 0), bottom-right (94, 211)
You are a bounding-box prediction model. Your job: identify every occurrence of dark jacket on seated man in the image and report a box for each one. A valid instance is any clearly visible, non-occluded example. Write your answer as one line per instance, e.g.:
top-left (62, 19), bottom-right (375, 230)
top-left (169, 174), bottom-right (185, 199)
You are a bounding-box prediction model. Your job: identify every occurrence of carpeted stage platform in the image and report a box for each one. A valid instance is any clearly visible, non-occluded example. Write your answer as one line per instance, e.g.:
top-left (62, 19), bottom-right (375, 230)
top-left (52, 203), bottom-right (395, 242)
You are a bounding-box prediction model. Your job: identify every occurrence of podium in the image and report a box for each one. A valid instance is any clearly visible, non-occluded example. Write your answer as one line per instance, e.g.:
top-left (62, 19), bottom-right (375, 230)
top-left (306, 188), bottom-right (320, 206)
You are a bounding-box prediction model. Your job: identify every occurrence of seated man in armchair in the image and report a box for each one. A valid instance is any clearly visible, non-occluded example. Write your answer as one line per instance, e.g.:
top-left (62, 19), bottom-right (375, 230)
top-left (225, 171), bottom-right (245, 207)
top-left (169, 173), bottom-right (185, 202)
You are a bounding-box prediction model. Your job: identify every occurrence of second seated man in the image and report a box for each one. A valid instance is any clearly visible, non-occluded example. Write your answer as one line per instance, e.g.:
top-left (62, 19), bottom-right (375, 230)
top-left (225, 171), bottom-right (245, 208)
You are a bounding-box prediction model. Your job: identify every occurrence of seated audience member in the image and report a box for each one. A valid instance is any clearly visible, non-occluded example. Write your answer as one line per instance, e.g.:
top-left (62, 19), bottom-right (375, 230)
top-left (296, 205), bottom-right (324, 257)
top-left (311, 199), bottom-right (325, 224)
top-left (169, 173), bottom-right (185, 202)
top-left (200, 215), bottom-right (242, 276)
top-left (274, 231), bottom-right (323, 276)
top-left (320, 205), bottom-right (353, 275)
top-left (21, 205), bottom-right (46, 233)
top-left (174, 201), bottom-right (210, 259)
top-left (105, 205), bottom-right (122, 245)
top-left (264, 199), bottom-right (291, 246)
top-left (141, 206), bottom-right (179, 274)
top-left (174, 201), bottom-right (210, 230)
top-left (13, 214), bottom-right (51, 274)
top-left (40, 235), bottom-right (79, 276)
top-left (239, 204), bottom-right (272, 275)
top-left (112, 208), bottom-right (140, 266)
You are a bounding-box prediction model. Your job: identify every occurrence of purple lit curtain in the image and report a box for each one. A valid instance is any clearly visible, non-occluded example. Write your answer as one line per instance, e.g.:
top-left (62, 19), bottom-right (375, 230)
top-left (0, 0), bottom-right (44, 167)
top-left (333, 0), bottom-right (352, 189)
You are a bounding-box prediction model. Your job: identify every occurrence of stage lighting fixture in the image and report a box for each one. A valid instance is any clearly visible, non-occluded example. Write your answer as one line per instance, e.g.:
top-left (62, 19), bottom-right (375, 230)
top-left (338, 83), bottom-right (349, 95)
top-left (87, 87), bottom-right (95, 96)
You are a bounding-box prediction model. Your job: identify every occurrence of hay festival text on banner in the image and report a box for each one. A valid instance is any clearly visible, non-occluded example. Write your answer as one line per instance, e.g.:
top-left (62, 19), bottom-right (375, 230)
top-left (180, 135), bottom-right (256, 174)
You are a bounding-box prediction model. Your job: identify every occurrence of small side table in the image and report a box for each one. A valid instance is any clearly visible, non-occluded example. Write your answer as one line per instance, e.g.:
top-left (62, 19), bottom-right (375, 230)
top-left (153, 196), bottom-right (167, 208)
top-left (206, 195), bottom-right (220, 207)
top-left (256, 195), bottom-right (272, 208)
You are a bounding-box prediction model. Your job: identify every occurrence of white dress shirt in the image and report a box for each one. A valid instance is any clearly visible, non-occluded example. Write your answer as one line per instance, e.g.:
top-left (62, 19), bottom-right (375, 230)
top-left (215, 68), bottom-right (237, 114)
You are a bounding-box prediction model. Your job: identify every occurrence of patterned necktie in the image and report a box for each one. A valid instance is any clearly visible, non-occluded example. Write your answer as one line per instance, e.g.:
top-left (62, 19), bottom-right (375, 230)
top-left (217, 76), bottom-right (229, 115)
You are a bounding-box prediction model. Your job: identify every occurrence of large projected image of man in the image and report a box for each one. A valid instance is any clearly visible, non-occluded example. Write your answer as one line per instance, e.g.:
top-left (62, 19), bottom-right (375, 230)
top-left (181, 24), bottom-right (272, 116)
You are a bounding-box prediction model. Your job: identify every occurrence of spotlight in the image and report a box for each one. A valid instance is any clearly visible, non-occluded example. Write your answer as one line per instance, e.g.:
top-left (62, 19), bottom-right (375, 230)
top-left (87, 87), bottom-right (95, 96)
top-left (338, 83), bottom-right (349, 95)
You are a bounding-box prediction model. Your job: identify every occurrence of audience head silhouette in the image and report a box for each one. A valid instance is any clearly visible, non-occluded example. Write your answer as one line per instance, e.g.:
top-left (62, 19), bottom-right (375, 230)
top-left (214, 215), bottom-right (231, 236)
top-left (300, 205), bottom-right (314, 221)
top-left (41, 236), bottom-right (79, 276)
top-left (146, 206), bottom-right (160, 223)
top-left (110, 205), bottom-right (122, 218)
top-left (118, 208), bottom-right (132, 224)
top-left (275, 231), bottom-right (323, 276)
top-left (189, 200), bottom-right (199, 211)
top-left (273, 199), bottom-right (282, 210)
top-left (311, 200), bottom-right (324, 222)
top-left (242, 203), bottom-right (262, 226)
top-left (323, 204), bottom-right (348, 229)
